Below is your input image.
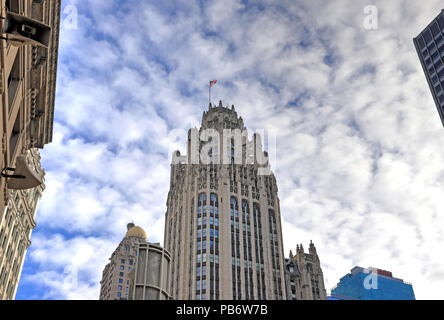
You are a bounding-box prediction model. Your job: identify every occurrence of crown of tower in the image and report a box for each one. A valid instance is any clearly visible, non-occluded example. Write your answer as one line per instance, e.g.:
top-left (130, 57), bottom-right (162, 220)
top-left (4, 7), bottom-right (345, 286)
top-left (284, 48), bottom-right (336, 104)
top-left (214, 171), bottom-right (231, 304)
top-left (201, 100), bottom-right (245, 131)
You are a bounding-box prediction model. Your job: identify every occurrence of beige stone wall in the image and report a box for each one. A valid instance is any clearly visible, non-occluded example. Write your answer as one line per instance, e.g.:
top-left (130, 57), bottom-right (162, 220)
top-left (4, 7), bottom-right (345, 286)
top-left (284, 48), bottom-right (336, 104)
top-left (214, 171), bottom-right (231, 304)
top-left (99, 235), bottom-right (146, 300)
top-left (0, 149), bottom-right (44, 299)
top-left (285, 243), bottom-right (328, 300)
top-left (0, 0), bottom-right (60, 300)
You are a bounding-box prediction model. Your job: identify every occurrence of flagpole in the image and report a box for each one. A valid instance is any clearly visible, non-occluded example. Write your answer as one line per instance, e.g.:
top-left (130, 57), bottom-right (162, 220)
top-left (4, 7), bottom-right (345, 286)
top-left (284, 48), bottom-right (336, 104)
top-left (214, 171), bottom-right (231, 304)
top-left (209, 80), bottom-right (217, 106)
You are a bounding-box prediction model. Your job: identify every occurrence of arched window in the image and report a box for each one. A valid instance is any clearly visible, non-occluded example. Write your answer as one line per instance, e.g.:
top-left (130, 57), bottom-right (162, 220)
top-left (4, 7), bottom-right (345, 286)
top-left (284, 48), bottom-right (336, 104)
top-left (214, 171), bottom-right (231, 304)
top-left (306, 263), bottom-right (313, 273)
top-left (253, 203), bottom-right (260, 219)
top-left (210, 193), bottom-right (218, 217)
top-left (241, 200), bottom-right (250, 223)
top-left (230, 197), bottom-right (238, 218)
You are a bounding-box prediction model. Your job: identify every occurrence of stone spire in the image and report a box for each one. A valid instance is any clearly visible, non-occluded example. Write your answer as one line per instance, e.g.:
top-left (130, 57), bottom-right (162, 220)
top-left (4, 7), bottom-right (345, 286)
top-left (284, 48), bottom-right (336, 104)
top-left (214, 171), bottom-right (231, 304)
top-left (309, 240), bottom-right (317, 256)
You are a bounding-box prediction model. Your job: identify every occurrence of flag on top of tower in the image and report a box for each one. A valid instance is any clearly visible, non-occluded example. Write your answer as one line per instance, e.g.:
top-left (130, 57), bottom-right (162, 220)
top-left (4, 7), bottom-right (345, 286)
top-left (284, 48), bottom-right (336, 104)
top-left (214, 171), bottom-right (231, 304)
top-left (210, 80), bottom-right (217, 87)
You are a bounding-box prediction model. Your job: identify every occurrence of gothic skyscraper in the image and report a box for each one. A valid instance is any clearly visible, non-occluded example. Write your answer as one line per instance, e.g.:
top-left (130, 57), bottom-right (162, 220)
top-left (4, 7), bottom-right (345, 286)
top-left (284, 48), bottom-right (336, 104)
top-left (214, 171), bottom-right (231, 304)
top-left (164, 101), bottom-right (286, 300)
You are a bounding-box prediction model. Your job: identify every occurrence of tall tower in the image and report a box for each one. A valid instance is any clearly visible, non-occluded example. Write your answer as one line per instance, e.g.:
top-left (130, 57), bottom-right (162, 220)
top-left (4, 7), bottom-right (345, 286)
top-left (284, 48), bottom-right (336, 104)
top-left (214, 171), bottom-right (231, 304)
top-left (164, 101), bottom-right (286, 300)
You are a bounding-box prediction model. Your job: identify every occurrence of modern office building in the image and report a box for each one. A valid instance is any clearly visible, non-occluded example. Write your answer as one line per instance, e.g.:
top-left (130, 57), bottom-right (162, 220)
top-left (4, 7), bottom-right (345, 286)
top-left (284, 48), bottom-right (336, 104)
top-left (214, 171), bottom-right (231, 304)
top-left (330, 266), bottom-right (415, 300)
top-left (284, 242), bottom-right (327, 300)
top-left (414, 9), bottom-right (444, 126)
top-left (164, 101), bottom-right (287, 300)
top-left (0, 0), bottom-right (60, 300)
top-left (99, 223), bottom-right (171, 300)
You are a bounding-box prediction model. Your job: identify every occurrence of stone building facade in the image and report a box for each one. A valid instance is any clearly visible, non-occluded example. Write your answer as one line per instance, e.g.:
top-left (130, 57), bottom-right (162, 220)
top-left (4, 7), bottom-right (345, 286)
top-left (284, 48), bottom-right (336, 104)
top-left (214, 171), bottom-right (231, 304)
top-left (99, 223), bottom-right (147, 300)
top-left (100, 223), bottom-right (171, 300)
top-left (164, 101), bottom-right (287, 300)
top-left (0, 149), bottom-right (44, 300)
top-left (0, 0), bottom-right (60, 300)
top-left (284, 241), bottom-right (327, 300)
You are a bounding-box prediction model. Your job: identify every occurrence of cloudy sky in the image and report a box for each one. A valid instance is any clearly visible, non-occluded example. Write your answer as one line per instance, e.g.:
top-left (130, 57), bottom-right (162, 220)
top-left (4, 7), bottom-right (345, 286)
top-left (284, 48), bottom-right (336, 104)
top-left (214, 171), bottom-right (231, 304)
top-left (14, 0), bottom-right (444, 300)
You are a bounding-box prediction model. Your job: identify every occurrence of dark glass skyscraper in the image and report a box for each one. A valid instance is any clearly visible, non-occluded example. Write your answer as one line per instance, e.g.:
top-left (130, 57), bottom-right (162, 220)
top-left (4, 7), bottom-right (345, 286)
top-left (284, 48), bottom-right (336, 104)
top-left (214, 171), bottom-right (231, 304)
top-left (414, 9), bottom-right (444, 126)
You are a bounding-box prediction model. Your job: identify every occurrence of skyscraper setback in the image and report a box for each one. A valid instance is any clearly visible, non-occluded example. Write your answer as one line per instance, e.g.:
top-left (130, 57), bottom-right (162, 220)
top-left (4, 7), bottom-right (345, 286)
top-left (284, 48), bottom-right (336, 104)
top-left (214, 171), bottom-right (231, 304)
top-left (164, 101), bottom-right (286, 300)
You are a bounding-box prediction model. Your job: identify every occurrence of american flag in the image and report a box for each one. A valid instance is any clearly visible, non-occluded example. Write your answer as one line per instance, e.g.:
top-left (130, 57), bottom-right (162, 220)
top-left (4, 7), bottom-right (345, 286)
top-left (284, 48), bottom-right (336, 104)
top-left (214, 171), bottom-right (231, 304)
top-left (210, 80), bottom-right (217, 88)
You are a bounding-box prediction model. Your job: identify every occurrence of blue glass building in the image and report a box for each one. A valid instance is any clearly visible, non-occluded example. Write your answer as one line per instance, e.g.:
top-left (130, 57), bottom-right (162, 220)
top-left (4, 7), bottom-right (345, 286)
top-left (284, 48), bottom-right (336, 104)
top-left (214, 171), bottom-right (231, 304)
top-left (414, 9), bottom-right (444, 127)
top-left (330, 266), bottom-right (415, 300)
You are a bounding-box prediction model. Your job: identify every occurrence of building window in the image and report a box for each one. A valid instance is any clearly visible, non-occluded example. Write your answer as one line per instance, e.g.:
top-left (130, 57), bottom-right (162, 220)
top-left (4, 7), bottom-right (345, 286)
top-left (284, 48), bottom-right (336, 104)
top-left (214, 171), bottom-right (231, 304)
top-left (9, 109), bottom-right (21, 162)
top-left (8, 51), bottom-right (21, 111)
top-left (424, 29), bottom-right (433, 43)
top-left (431, 22), bottom-right (441, 37)
top-left (418, 36), bottom-right (426, 49)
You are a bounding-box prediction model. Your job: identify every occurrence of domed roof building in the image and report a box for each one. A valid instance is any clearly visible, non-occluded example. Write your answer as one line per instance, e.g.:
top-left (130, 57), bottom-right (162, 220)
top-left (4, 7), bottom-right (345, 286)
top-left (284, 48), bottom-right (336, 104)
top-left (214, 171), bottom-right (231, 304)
top-left (99, 222), bottom-right (171, 300)
top-left (125, 223), bottom-right (147, 239)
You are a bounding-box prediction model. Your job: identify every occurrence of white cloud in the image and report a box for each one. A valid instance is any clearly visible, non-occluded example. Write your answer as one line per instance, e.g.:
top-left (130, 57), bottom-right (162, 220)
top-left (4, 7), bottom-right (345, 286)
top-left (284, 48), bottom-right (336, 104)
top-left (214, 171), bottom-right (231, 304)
top-left (17, 0), bottom-right (444, 300)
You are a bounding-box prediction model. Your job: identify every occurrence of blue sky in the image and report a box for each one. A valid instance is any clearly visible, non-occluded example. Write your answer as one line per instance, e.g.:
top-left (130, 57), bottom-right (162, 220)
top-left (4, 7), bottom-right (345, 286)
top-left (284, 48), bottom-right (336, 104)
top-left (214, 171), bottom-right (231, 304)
top-left (14, 0), bottom-right (444, 299)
